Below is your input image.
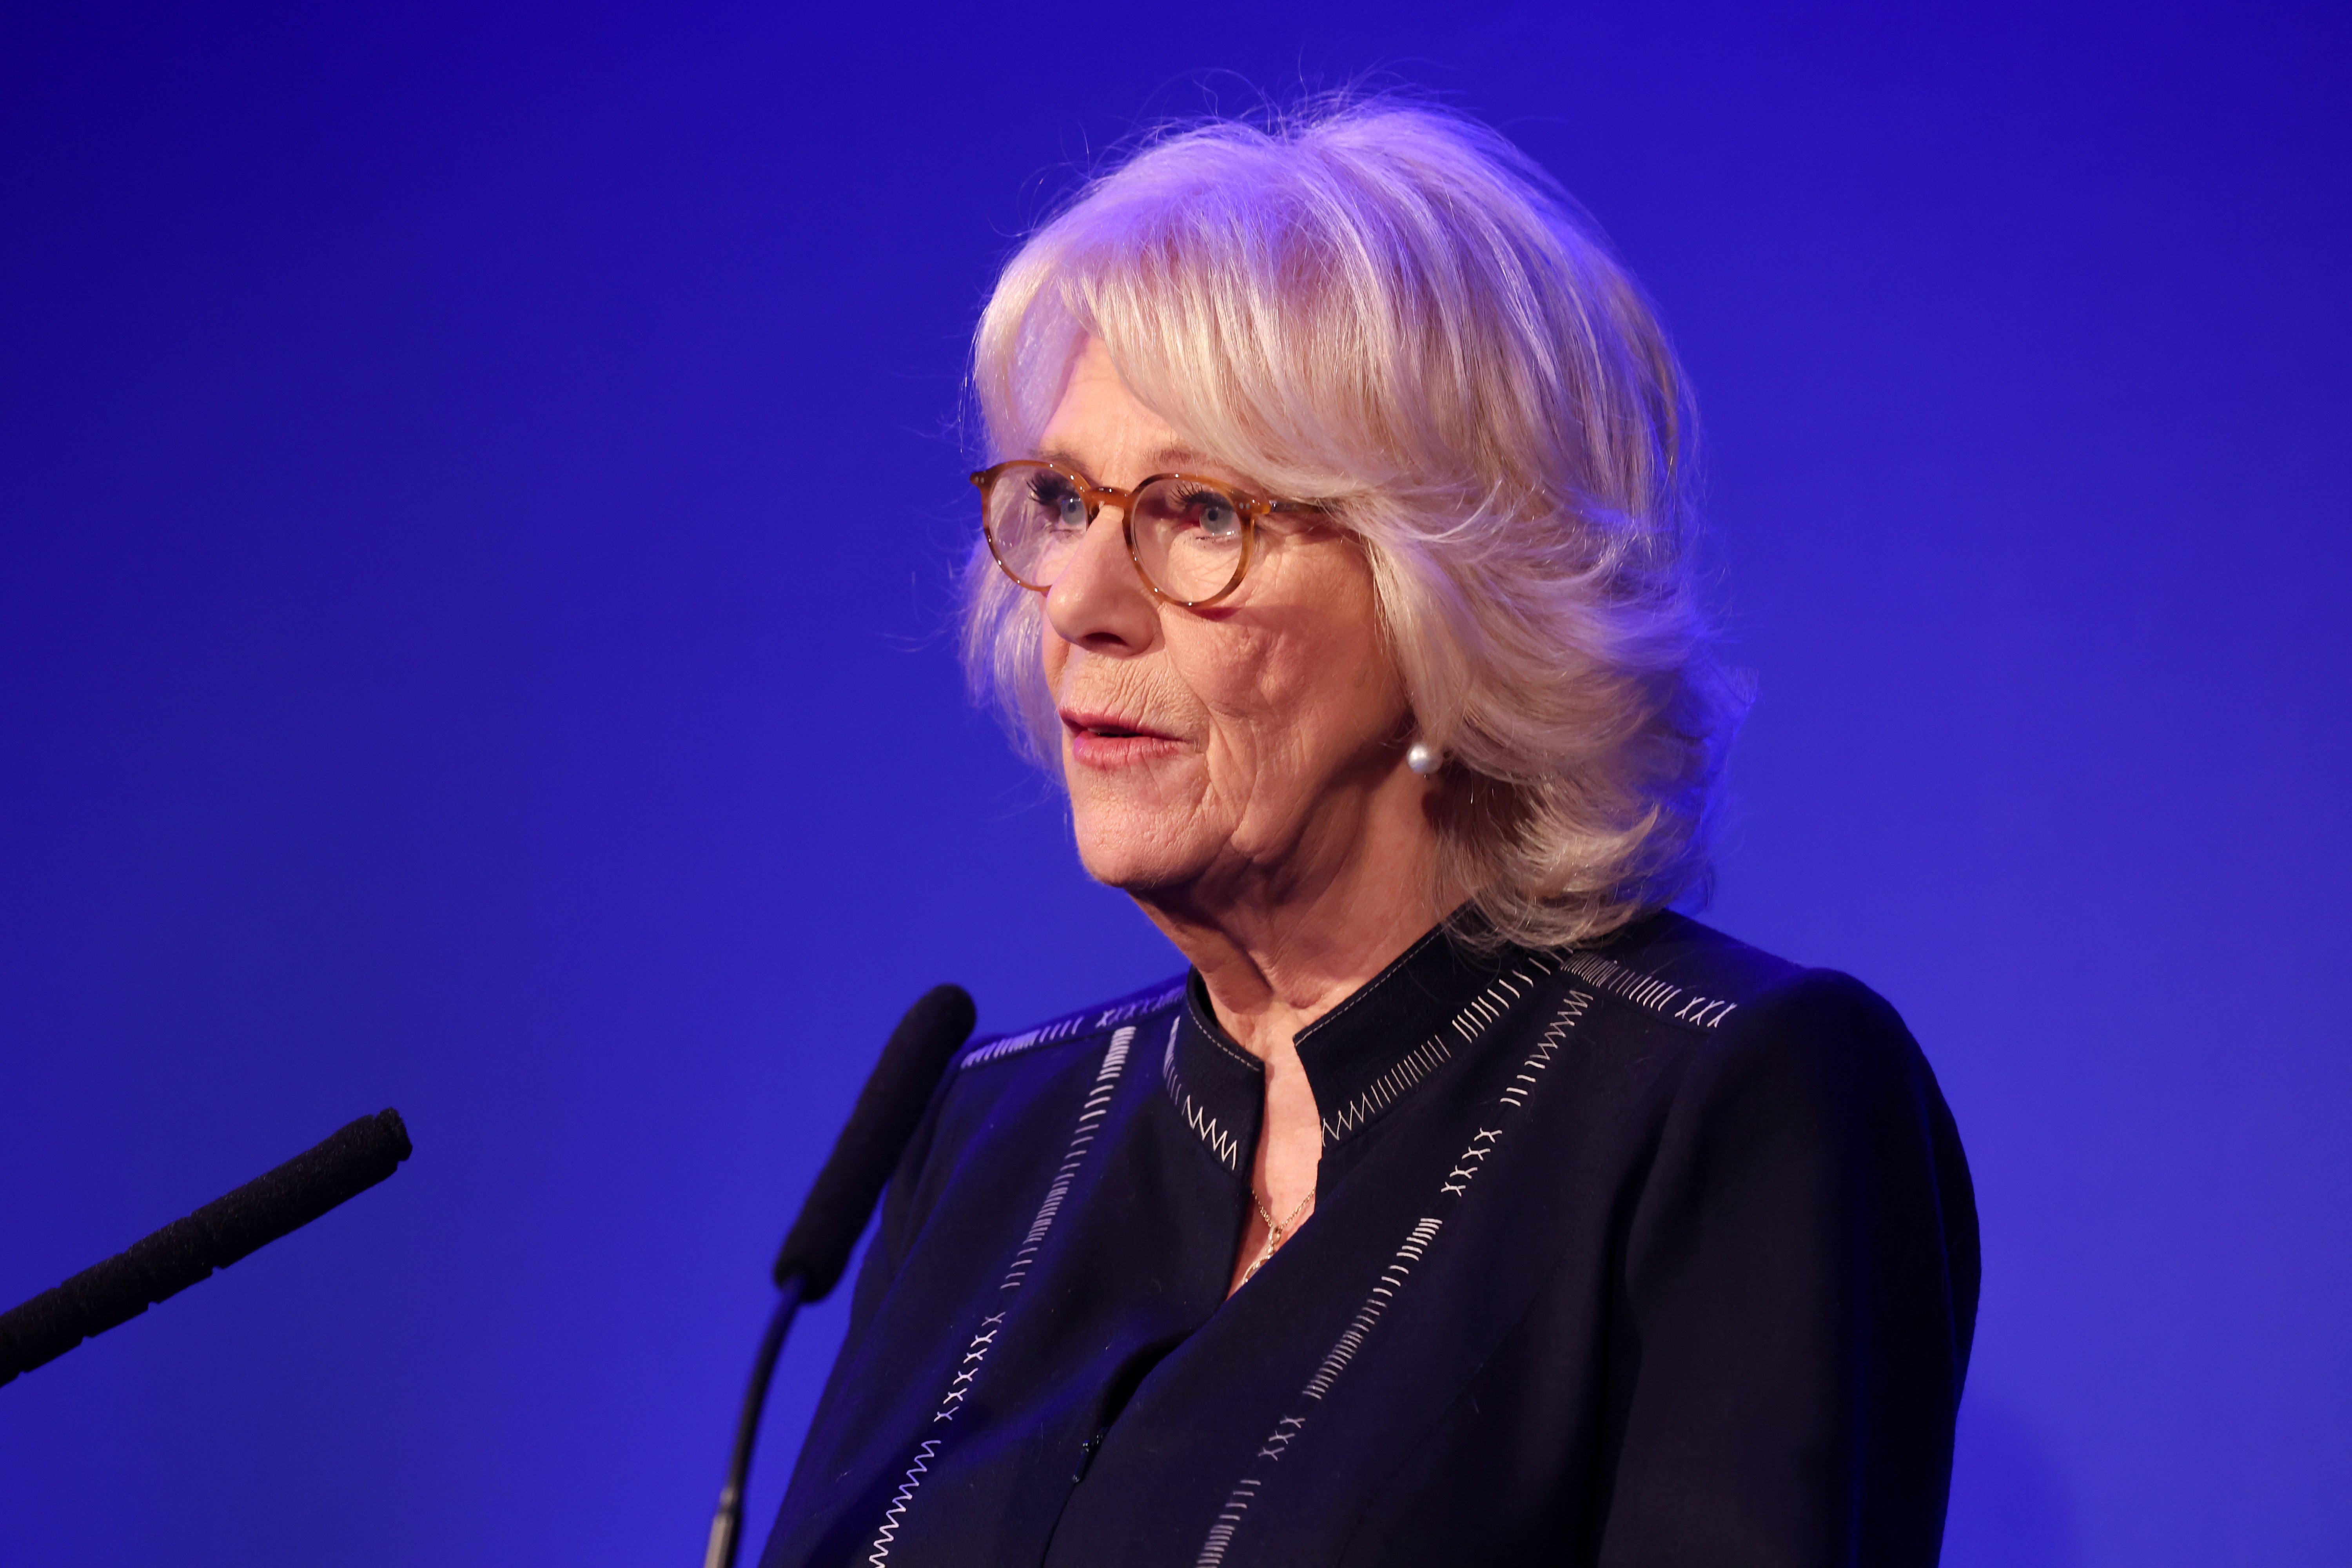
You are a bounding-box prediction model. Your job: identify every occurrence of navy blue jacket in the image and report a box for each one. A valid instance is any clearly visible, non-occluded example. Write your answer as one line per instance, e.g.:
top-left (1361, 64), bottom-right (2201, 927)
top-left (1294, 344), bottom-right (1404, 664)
top-left (760, 912), bottom-right (1978, 1567)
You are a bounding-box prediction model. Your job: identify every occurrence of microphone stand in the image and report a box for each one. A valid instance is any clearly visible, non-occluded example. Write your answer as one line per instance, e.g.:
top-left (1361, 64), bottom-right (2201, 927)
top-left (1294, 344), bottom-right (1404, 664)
top-left (703, 1275), bottom-right (805, 1568)
top-left (700, 983), bottom-right (973, 1568)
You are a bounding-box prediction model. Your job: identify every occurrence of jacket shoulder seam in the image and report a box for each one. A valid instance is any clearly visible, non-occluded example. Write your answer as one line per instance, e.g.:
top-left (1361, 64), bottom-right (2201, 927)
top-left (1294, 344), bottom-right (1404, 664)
top-left (1559, 947), bottom-right (1745, 1031)
top-left (957, 979), bottom-right (1187, 1070)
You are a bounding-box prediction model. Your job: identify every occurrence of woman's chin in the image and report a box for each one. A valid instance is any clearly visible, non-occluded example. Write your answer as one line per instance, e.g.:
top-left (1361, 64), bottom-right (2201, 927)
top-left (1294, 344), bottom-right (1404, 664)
top-left (1067, 807), bottom-right (1213, 897)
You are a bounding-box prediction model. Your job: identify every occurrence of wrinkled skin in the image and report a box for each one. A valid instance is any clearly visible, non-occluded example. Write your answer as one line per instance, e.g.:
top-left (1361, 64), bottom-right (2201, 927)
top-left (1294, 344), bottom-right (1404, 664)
top-left (1034, 337), bottom-right (1453, 1291)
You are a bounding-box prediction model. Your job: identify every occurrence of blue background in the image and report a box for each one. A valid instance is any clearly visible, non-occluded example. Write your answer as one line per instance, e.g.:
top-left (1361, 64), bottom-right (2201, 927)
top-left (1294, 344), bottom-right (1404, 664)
top-left (2, 3), bottom-right (2345, 1563)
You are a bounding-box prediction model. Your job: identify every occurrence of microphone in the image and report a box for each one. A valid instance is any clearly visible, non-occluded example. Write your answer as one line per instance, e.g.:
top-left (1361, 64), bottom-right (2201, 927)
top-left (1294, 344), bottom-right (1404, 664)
top-left (0, 1109), bottom-right (414, 1387)
top-left (704, 985), bottom-right (975, 1568)
top-left (770, 983), bottom-right (977, 1300)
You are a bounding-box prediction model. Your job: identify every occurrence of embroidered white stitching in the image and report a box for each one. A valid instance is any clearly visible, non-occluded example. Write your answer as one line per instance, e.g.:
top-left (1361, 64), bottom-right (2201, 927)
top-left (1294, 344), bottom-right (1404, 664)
top-left (1561, 951), bottom-right (1738, 1028)
top-left (1319, 956), bottom-right (1562, 1143)
top-left (958, 984), bottom-right (1185, 1070)
top-left (1194, 992), bottom-right (1590, 1567)
top-left (1162, 1016), bottom-right (1243, 1171)
top-left (1094, 983), bottom-right (1190, 1031)
top-left (866, 1440), bottom-right (936, 1568)
top-left (865, 1026), bottom-right (1136, 1564)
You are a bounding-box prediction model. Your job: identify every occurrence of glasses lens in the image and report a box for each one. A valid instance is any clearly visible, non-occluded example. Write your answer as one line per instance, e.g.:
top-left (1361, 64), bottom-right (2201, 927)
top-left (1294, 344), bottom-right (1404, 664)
top-left (985, 463), bottom-right (1090, 588)
top-left (1132, 478), bottom-right (1249, 603)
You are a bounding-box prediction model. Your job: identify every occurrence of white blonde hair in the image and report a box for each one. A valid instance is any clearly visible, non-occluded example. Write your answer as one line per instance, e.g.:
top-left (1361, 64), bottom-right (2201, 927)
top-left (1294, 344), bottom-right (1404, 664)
top-left (963, 98), bottom-right (1749, 949)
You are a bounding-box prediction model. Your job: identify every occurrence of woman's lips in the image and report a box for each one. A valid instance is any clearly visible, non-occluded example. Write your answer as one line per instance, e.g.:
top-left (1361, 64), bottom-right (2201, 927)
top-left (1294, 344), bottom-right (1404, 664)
top-left (1060, 710), bottom-right (1185, 769)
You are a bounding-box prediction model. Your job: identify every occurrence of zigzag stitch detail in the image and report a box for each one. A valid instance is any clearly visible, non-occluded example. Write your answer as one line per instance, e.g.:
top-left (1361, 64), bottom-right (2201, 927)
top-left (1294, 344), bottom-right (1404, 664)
top-left (1162, 1015), bottom-right (1243, 1171)
top-left (1196, 990), bottom-right (1592, 1565)
top-left (865, 1027), bottom-right (1135, 1563)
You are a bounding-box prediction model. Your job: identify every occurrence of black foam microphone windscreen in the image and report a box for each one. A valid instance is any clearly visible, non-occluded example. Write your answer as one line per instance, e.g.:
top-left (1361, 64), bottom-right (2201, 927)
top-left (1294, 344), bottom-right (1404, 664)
top-left (0, 1109), bottom-right (412, 1387)
top-left (771, 984), bottom-right (975, 1299)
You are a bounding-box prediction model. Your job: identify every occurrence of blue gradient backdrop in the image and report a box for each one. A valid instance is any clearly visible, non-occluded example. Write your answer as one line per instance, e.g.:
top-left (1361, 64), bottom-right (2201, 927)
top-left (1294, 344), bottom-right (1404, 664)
top-left (3, 4), bottom-right (2345, 1564)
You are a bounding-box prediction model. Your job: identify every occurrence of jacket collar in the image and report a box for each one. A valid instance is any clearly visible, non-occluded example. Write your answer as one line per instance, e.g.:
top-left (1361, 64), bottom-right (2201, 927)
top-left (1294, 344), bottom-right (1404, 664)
top-left (1159, 920), bottom-right (1540, 1172)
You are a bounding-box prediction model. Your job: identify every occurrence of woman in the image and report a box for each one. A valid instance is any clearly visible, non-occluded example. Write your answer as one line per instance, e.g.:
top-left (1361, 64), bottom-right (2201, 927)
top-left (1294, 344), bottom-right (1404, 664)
top-left (762, 101), bottom-right (1976, 1567)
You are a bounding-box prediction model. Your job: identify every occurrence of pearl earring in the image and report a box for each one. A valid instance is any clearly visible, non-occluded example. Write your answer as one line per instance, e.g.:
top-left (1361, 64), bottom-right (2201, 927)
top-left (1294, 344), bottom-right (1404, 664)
top-left (1406, 740), bottom-right (1441, 777)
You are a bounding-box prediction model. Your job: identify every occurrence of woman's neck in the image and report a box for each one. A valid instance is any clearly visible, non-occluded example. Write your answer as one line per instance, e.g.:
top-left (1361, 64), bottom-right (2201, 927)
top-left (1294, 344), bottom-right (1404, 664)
top-left (1129, 769), bottom-right (1456, 1298)
top-left (1132, 783), bottom-right (1455, 1061)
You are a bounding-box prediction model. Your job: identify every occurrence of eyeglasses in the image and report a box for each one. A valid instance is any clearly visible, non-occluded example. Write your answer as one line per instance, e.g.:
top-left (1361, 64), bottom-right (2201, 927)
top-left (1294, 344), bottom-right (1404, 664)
top-left (969, 460), bottom-right (1325, 608)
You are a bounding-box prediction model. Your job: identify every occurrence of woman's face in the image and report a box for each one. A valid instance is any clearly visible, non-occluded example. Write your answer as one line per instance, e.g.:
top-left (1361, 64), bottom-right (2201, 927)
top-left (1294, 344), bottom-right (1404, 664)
top-left (1037, 339), bottom-right (1416, 906)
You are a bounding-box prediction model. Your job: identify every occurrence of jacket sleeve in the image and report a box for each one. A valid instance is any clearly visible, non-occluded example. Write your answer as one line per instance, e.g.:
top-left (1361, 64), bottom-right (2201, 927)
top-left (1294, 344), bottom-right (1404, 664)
top-left (1595, 970), bottom-right (1980, 1568)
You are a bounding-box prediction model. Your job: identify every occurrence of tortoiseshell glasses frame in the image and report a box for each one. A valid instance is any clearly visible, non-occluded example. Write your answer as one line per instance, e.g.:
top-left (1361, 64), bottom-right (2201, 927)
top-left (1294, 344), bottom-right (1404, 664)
top-left (969, 459), bottom-right (1327, 610)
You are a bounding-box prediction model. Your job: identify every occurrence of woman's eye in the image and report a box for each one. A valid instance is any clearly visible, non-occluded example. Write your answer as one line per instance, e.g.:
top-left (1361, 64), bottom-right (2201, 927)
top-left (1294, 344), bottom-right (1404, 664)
top-left (1027, 479), bottom-right (1088, 530)
top-left (1187, 493), bottom-right (1241, 538)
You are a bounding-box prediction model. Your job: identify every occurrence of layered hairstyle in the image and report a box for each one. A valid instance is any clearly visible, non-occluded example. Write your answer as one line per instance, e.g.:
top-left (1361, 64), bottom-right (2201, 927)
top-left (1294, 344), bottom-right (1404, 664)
top-left (962, 98), bottom-right (1749, 950)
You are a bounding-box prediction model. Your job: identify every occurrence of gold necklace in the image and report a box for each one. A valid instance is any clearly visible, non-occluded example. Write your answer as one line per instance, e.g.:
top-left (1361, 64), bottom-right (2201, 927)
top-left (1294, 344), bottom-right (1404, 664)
top-left (1239, 1186), bottom-right (1314, 1287)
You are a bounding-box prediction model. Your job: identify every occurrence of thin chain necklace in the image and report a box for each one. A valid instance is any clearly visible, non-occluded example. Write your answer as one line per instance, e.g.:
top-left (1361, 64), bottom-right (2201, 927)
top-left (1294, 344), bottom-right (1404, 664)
top-left (1238, 1186), bottom-right (1315, 1287)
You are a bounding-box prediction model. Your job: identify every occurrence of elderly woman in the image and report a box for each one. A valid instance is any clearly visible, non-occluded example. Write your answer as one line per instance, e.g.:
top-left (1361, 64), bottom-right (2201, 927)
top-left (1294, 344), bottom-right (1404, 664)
top-left (762, 102), bottom-right (1976, 1568)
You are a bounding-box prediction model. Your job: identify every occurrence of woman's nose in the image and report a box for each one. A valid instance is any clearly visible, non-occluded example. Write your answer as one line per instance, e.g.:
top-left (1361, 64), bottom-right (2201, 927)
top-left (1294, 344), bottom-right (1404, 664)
top-left (1044, 501), bottom-right (1159, 652)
